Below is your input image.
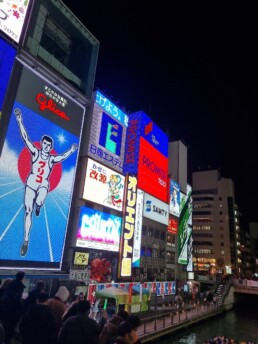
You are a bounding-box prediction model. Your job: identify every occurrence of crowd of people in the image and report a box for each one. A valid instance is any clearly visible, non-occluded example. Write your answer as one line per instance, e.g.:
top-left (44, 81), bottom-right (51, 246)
top-left (0, 272), bottom-right (142, 344)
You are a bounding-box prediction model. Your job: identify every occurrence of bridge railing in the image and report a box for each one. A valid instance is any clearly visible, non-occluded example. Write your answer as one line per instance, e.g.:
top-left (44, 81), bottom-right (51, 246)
top-left (232, 278), bottom-right (258, 288)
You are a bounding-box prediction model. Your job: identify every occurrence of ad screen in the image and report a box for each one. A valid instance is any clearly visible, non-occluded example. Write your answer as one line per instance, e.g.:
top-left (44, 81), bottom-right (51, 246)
top-left (0, 62), bottom-right (84, 269)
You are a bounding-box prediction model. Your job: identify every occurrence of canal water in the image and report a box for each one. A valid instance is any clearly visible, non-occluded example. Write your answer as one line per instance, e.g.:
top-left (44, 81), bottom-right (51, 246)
top-left (156, 294), bottom-right (258, 343)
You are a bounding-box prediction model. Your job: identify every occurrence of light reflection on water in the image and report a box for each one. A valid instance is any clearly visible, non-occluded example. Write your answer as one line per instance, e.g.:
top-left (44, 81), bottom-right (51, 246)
top-left (154, 296), bottom-right (258, 344)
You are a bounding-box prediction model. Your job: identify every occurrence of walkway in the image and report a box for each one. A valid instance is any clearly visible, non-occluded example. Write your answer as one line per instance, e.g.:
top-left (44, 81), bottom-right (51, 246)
top-left (137, 303), bottom-right (229, 343)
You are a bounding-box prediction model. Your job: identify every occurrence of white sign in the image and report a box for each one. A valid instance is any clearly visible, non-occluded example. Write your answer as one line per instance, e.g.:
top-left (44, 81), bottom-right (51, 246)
top-left (132, 189), bottom-right (144, 267)
top-left (143, 193), bottom-right (169, 225)
top-left (83, 158), bottom-right (125, 211)
top-left (70, 269), bottom-right (90, 283)
top-left (0, 0), bottom-right (31, 43)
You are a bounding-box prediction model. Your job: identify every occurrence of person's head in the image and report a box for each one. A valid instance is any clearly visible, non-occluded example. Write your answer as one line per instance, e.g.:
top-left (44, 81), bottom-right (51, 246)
top-left (128, 314), bottom-right (141, 330)
top-left (16, 271), bottom-right (25, 282)
top-left (36, 292), bottom-right (49, 304)
top-left (35, 280), bottom-right (46, 292)
top-left (116, 321), bottom-right (133, 344)
top-left (117, 309), bottom-right (129, 321)
top-left (77, 300), bottom-right (91, 315)
top-left (55, 286), bottom-right (69, 303)
top-left (41, 135), bottom-right (53, 153)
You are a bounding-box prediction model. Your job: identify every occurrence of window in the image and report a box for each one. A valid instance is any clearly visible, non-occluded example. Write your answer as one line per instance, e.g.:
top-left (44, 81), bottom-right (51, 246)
top-left (148, 227), bottom-right (153, 237)
top-left (153, 248), bottom-right (158, 258)
top-left (160, 232), bottom-right (166, 240)
top-left (154, 229), bottom-right (160, 239)
top-left (146, 247), bottom-right (152, 257)
top-left (142, 225), bottom-right (147, 236)
top-left (141, 246), bottom-right (145, 257)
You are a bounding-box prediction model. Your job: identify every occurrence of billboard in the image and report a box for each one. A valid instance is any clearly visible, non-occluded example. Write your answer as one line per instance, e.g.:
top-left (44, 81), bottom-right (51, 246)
top-left (169, 180), bottom-right (180, 217)
top-left (83, 158), bottom-right (125, 211)
top-left (138, 138), bottom-right (168, 202)
top-left (0, 61), bottom-right (84, 269)
top-left (178, 184), bottom-right (193, 267)
top-left (76, 206), bottom-right (122, 252)
top-left (123, 112), bottom-right (168, 202)
top-left (0, 0), bottom-right (31, 43)
top-left (0, 37), bottom-right (16, 114)
top-left (143, 192), bottom-right (169, 225)
top-left (118, 175), bottom-right (137, 279)
top-left (88, 90), bottom-right (128, 173)
top-left (132, 189), bottom-right (144, 267)
top-left (168, 217), bottom-right (178, 235)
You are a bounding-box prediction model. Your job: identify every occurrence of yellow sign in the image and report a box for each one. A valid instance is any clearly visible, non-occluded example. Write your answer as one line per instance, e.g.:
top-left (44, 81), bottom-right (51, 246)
top-left (74, 252), bottom-right (89, 266)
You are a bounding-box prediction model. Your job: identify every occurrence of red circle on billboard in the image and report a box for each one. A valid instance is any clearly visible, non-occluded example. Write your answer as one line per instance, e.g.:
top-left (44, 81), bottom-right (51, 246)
top-left (17, 142), bottom-right (62, 192)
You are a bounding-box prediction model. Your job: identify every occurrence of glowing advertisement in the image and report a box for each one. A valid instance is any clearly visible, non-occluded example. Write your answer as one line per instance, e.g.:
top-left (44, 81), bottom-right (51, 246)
top-left (169, 179), bottom-right (180, 217)
top-left (139, 137), bottom-right (168, 202)
top-left (124, 111), bottom-right (168, 160)
top-left (83, 158), bottom-right (125, 211)
top-left (0, 0), bottom-right (31, 43)
top-left (178, 184), bottom-right (193, 267)
top-left (132, 189), bottom-right (144, 267)
top-left (168, 217), bottom-right (178, 234)
top-left (0, 37), bottom-right (16, 113)
top-left (0, 62), bottom-right (84, 269)
top-left (119, 175), bottom-right (137, 279)
top-left (88, 91), bottom-right (128, 173)
top-left (76, 206), bottom-right (122, 252)
top-left (143, 193), bottom-right (169, 225)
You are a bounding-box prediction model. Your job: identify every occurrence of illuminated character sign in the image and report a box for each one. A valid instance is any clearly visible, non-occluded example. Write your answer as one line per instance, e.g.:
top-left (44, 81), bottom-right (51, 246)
top-left (104, 174), bottom-right (123, 208)
top-left (15, 108), bottom-right (78, 257)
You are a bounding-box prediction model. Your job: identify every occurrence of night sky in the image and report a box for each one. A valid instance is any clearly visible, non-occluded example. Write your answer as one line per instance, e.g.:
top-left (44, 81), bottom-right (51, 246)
top-left (62, 1), bottom-right (258, 226)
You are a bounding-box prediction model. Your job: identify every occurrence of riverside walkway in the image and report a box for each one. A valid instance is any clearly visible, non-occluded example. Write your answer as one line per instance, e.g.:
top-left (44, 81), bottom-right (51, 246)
top-left (137, 302), bottom-right (230, 343)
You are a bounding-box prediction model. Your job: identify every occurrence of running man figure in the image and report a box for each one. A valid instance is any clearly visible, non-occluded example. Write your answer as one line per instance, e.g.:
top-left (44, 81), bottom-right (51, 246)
top-left (15, 108), bottom-right (78, 257)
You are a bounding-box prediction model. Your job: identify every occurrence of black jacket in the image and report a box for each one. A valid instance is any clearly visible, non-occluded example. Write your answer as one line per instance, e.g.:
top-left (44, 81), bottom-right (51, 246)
top-left (58, 313), bottom-right (101, 344)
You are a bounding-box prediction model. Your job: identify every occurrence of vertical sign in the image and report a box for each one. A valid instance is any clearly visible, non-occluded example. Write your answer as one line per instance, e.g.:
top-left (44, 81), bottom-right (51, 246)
top-left (178, 184), bottom-right (192, 265)
top-left (132, 188), bottom-right (143, 267)
top-left (119, 175), bottom-right (137, 278)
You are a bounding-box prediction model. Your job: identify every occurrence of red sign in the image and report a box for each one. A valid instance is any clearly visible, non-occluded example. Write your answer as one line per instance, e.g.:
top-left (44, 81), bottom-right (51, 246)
top-left (138, 137), bottom-right (168, 202)
top-left (168, 217), bottom-right (178, 234)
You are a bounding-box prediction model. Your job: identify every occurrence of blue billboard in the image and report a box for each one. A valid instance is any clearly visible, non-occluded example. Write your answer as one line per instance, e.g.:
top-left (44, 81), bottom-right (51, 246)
top-left (0, 37), bottom-right (16, 111)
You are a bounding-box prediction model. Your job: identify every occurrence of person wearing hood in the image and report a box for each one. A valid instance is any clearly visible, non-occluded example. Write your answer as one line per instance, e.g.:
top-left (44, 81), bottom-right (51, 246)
top-left (47, 286), bottom-right (69, 331)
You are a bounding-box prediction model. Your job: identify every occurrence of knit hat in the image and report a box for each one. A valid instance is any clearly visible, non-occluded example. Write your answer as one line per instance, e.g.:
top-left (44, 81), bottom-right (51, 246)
top-left (55, 286), bottom-right (69, 302)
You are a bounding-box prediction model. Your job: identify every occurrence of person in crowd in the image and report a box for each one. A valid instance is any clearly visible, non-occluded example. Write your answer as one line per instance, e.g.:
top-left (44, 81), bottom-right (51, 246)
top-left (8, 271), bottom-right (26, 301)
top-left (99, 312), bottom-right (125, 344)
top-left (47, 286), bottom-right (69, 331)
top-left (113, 321), bottom-right (135, 344)
top-left (62, 294), bottom-right (82, 323)
top-left (0, 320), bottom-right (5, 344)
top-left (99, 309), bottom-right (129, 344)
top-left (127, 314), bottom-right (141, 344)
top-left (0, 273), bottom-right (25, 344)
top-left (0, 278), bottom-right (12, 301)
top-left (19, 292), bottom-right (58, 344)
top-left (23, 280), bottom-right (46, 311)
top-left (58, 300), bottom-right (101, 344)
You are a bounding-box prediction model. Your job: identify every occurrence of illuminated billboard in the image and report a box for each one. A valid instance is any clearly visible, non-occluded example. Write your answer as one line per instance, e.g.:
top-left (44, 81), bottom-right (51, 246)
top-left (139, 137), bottom-right (168, 202)
top-left (178, 184), bottom-right (193, 267)
top-left (0, 0), bottom-right (31, 43)
top-left (76, 206), bottom-right (122, 252)
top-left (88, 90), bottom-right (128, 173)
top-left (132, 189), bottom-right (144, 267)
top-left (0, 37), bottom-right (16, 114)
top-left (168, 217), bottom-right (178, 234)
top-left (83, 158), bottom-right (125, 211)
top-left (123, 112), bottom-right (168, 202)
top-left (143, 192), bottom-right (169, 225)
top-left (119, 175), bottom-right (137, 279)
top-left (0, 61), bottom-right (84, 269)
top-left (169, 180), bottom-right (180, 217)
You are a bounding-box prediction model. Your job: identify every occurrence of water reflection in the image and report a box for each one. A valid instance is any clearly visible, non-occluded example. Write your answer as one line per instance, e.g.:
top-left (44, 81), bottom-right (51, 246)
top-left (156, 295), bottom-right (258, 344)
